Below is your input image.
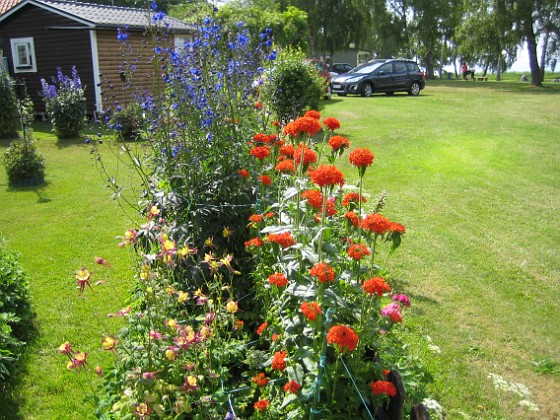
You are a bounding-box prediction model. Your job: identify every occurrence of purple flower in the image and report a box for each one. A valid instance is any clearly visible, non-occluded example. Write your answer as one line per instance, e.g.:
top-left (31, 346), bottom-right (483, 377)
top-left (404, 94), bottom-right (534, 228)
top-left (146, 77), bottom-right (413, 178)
top-left (392, 294), bottom-right (411, 307)
top-left (117, 28), bottom-right (128, 42)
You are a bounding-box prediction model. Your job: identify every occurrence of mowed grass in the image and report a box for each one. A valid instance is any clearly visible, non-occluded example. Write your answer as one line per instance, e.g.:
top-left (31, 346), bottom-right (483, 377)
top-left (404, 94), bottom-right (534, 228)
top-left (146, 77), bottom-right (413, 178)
top-left (0, 79), bottom-right (558, 419)
top-left (324, 79), bottom-right (560, 418)
top-left (0, 124), bottom-right (138, 419)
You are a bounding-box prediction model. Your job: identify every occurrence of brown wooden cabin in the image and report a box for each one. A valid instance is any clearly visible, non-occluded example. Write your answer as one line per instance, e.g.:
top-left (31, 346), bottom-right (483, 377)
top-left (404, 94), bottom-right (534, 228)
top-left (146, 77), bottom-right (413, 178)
top-left (0, 0), bottom-right (192, 117)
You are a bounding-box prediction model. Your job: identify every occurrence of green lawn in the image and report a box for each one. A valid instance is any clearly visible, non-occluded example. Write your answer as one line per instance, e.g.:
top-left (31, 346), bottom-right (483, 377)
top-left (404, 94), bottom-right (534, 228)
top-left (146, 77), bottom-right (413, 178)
top-left (1, 79), bottom-right (559, 419)
top-left (0, 124), bottom-right (137, 419)
top-left (324, 79), bottom-right (560, 419)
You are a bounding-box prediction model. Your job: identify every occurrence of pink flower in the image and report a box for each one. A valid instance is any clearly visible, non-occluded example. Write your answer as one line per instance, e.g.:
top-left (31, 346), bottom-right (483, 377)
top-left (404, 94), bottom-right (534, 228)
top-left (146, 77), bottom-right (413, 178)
top-left (381, 302), bottom-right (403, 323)
top-left (94, 256), bottom-right (112, 268)
top-left (392, 294), bottom-right (411, 307)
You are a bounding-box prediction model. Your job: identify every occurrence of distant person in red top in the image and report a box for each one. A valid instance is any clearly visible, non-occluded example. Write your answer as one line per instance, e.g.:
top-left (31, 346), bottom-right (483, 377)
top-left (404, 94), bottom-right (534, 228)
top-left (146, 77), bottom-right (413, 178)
top-left (461, 62), bottom-right (474, 80)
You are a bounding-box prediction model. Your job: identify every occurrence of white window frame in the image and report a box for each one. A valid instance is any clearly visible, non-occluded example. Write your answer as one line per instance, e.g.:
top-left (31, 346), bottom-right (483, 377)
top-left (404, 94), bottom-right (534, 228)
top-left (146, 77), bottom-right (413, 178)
top-left (10, 37), bottom-right (37, 73)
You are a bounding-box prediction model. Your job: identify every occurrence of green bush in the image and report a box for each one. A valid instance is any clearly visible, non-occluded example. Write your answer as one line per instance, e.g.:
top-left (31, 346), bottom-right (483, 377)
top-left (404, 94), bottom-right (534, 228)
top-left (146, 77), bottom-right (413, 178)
top-left (3, 138), bottom-right (46, 186)
top-left (110, 102), bottom-right (144, 142)
top-left (262, 49), bottom-right (325, 121)
top-left (0, 240), bottom-right (32, 387)
top-left (0, 63), bottom-right (20, 139)
top-left (40, 67), bottom-right (87, 139)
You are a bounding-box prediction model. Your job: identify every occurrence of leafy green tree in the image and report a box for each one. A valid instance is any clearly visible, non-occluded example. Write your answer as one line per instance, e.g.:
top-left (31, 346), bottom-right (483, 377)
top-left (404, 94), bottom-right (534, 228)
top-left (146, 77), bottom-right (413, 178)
top-left (455, 0), bottom-right (517, 79)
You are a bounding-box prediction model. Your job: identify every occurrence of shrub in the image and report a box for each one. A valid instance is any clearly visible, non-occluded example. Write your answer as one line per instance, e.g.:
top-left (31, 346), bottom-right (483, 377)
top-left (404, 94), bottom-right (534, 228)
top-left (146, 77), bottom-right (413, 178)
top-left (3, 138), bottom-right (45, 186)
top-left (41, 67), bottom-right (87, 139)
top-left (0, 240), bottom-right (32, 388)
top-left (0, 62), bottom-right (20, 139)
top-left (261, 49), bottom-right (325, 122)
top-left (110, 102), bottom-right (143, 142)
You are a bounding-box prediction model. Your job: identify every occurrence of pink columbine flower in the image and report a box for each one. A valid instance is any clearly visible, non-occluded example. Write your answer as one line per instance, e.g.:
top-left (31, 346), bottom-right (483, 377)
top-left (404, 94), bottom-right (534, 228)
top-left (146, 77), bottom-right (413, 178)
top-left (94, 256), bottom-right (112, 268)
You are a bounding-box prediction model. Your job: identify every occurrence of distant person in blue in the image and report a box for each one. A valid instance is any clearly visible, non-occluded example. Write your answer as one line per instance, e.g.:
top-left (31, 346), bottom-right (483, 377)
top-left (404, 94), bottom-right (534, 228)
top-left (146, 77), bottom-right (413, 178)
top-left (461, 62), bottom-right (474, 80)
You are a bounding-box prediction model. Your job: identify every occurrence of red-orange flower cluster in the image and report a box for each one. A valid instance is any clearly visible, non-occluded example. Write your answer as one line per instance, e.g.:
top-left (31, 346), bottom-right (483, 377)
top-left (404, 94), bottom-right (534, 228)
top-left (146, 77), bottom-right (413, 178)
top-left (309, 165), bottom-right (344, 187)
top-left (237, 169), bottom-right (249, 178)
top-left (252, 372), bottom-right (269, 387)
top-left (279, 144), bottom-right (295, 157)
top-left (256, 322), bottom-right (268, 335)
top-left (326, 325), bottom-right (359, 352)
top-left (293, 144), bottom-right (318, 166)
top-left (304, 110), bottom-right (321, 119)
top-left (258, 175), bottom-right (272, 186)
top-left (389, 222), bottom-right (406, 234)
top-left (252, 133), bottom-right (270, 143)
top-left (369, 380), bottom-right (397, 397)
top-left (271, 350), bottom-right (287, 371)
top-left (361, 213), bottom-right (391, 235)
top-left (323, 117), bottom-right (341, 131)
top-left (254, 400), bottom-right (270, 411)
top-left (267, 232), bottom-right (296, 248)
top-left (284, 380), bottom-right (302, 394)
top-left (349, 148), bottom-right (374, 167)
top-left (244, 237), bottom-right (264, 248)
top-left (301, 301), bottom-right (322, 321)
top-left (362, 277), bottom-right (391, 296)
top-left (328, 135), bottom-right (349, 151)
top-left (342, 192), bottom-right (367, 207)
top-left (248, 214), bottom-right (264, 223)
top-left (250, 145), bottom-right (270, 160)
top-left (283, 116), bottom-right (323, 137)
top-left (309, 262), bottom-right (335, 283)
top-left (302, 189), bottom-right (323, 209)
top-left (347, 243), bottom-right (370, 260)
top-left (268, 272), bottom-right (289, 288)
top-left (343, 211), bottom-right (360, 227)
top-left (275, 159), bottom-right (295, 173)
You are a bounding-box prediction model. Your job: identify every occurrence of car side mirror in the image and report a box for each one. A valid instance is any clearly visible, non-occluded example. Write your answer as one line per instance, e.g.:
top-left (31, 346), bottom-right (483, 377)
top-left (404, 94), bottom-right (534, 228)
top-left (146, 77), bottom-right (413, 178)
top-left (378, 71), bottom-right (386, 75)
top-left (330, 72), bottom-right (339, 77)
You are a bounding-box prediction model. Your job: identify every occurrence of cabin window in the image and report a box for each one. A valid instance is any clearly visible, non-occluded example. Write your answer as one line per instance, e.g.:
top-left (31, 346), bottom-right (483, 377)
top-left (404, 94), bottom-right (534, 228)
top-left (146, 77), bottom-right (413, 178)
top-left (10, 37), bottom-right (37, 73)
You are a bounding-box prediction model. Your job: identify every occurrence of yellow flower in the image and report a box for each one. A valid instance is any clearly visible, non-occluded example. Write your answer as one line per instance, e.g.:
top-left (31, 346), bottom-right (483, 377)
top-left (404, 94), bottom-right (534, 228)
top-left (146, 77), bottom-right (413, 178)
top-left (177, 245), bottom-right (196, 258)
top-left (102, 336), bottom-right (117, 351)
top-left (148, 205), bottom-right (160, 218)
top-left (167, 319), bottom-right (178, 328)
top-left (226, 300), bottom-right (238, 314)
top-left (165, 349), bottom-right (177, 361)
top-left (177, 291), bottom-right (189, 304)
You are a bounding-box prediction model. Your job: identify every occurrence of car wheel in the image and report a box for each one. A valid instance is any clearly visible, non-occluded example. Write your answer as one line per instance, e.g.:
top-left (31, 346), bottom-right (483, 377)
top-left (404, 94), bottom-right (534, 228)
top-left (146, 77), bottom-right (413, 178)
top-left (324, 85), bottom-right (332, 100)
top-left (337, 93), bottom-right (347, 97)
top-left (361, 83), bottom-right (373, 97)
top-left (408, 81), bottom-right (421, 96)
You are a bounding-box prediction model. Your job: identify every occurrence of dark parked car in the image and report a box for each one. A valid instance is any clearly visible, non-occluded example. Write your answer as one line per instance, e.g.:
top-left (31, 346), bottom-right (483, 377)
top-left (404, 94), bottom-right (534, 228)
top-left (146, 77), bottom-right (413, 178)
top-left (330, 63), bottom-right (354, 74)
top-left (331, 59), bottom-right (425, 97)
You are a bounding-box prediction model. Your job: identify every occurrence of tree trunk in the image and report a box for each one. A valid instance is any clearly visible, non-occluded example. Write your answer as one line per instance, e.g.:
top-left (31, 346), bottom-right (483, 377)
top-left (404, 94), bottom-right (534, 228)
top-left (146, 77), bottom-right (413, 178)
top-left (525, 22), bottom-right (542, 86)
top-left (539, 32), bottom-right (549, 82)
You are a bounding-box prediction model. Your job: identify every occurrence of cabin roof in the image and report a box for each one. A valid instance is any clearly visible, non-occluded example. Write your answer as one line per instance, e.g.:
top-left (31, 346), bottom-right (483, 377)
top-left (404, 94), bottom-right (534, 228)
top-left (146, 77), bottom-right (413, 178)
top-left (0, 0), bottom-right (192, 32)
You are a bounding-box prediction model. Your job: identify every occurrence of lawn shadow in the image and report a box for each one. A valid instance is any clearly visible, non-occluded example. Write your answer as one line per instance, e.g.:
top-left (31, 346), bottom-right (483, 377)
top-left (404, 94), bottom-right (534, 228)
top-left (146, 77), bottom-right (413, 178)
top-left (389, 275), bottom-right (439, 317)
top-left (4, 181), bottom-right (51, 203)
top-left (430, 79), bottom-right (560, 95)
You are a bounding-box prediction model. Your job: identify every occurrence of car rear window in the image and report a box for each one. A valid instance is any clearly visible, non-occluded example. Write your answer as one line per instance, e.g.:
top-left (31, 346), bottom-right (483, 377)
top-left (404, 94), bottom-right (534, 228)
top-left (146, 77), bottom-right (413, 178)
top-left (394, 62), bottom-right (407, 73)
top-left (406, 62), bottom-right (419, 72)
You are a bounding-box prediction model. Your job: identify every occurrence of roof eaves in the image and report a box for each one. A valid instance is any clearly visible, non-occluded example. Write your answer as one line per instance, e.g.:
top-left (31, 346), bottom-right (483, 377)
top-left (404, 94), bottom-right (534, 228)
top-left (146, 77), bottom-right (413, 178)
top-left (0, 0), bottom-right (94, 26)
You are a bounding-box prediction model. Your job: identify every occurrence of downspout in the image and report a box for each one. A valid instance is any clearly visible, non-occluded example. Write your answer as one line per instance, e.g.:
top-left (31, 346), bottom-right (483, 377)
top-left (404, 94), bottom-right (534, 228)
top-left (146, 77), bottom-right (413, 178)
top-left (89, 29), bottom-right (103, 118)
